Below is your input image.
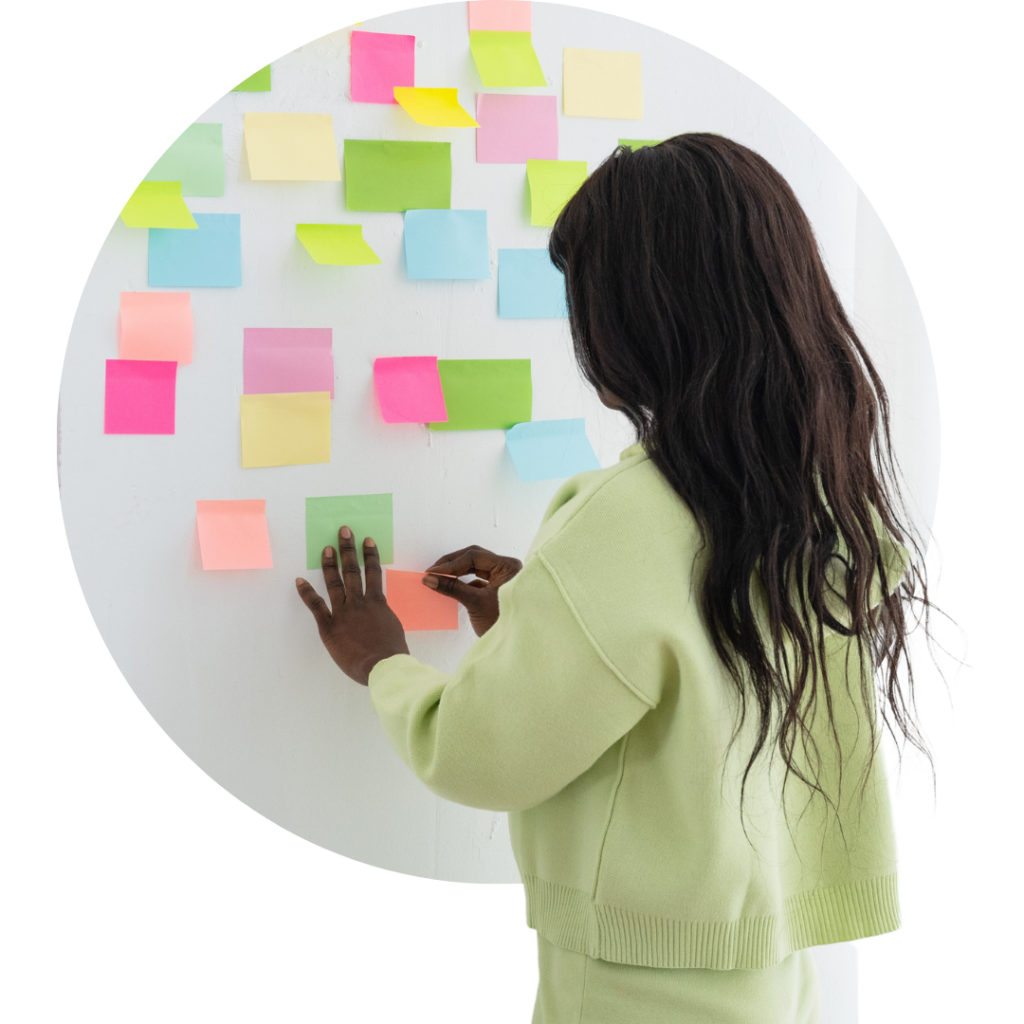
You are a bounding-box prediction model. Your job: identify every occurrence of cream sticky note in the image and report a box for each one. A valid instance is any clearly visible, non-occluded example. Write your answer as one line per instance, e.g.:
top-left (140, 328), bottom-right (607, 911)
top-left (243, 113), bottom-right (341, 181)
top-left (526, 159), bottom-right (587, 226)
top-left (196, 500), bottom-right (274, 570)
top-left (296, 224), bottom-right (382, 265)
top-left (239, 392), bottom-right (331, 468)
top-left (563, 48), bottom-right (642, 119)
top-left (118, 292), bottom-right (193, 363)
top-left (393, 88), bottom-right (479, 127)
top-left (385, 569), bottom-right (459, 630)
top-left (120, 181), bottom-right (197, 229)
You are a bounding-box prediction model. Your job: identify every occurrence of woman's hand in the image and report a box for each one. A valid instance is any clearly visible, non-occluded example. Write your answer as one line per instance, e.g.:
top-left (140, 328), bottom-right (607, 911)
top-left (422, 545), bottom-right (523, 637)
top-left (296, 526), bottom-right (410, 686)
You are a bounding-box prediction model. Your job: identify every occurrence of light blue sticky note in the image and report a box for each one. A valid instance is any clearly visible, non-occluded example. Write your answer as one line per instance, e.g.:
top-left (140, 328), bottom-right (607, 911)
top-left (498, 248), bottom-right (567, 318)
top-left (506, 419), bottom-right (600, 481)
top-left (403, 210), bottom-right (490, 279)
top-left (149, 213), bottom-right (242, 287)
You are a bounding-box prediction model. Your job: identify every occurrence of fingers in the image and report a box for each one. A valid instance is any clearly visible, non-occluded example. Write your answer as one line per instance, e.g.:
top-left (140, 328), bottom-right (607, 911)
top-left (363, 536), bottom-right (383, 599)
top-left (337, 525), bottom-right (363, 599)
top-left (422, 572), bottom-right (489, 610)
top-left (295, 578), bottom-right (332, 631)
top-left (321, 544), bottom-right (346, 610)
top-left (424, 545), bottom-right (501, 580)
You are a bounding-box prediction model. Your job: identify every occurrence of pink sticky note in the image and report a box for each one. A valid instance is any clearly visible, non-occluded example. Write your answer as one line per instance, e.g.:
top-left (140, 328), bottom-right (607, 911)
top-left (373, 356), bottom-right (448, 423)
top-left (104, 359), bottom-right (176, 434)
top-left (386, 569), bottom-right (459, 630)
top-left (350, 31), bottom-right (415, 104)
top-left (196, 499), bottom-right (274, 570)
top-left (243, 328), bottom-right (334, 398)
top-left (468, 0), bottom-right (532, 31)
top-left (118, 292), bottom-right (193, 363)
top-left (476, 94), bottom-right (558, 163)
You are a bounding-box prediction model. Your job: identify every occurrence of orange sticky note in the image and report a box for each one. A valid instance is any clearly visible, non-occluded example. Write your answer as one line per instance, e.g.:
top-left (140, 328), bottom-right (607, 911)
top-left (196, 499), bottom-right (274, 570)
top-left (118, 292), bottom-right (193, 363)
top-left (386, 569), bottom-right (459, 630)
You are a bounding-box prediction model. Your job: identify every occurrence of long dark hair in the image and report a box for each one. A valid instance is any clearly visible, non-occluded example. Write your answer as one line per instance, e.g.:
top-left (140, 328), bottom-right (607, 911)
top-left (548, 133), bottom-right (933, 815)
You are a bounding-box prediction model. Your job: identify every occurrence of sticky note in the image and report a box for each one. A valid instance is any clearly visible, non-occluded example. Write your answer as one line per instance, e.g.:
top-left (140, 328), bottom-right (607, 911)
top-left (619, 138), bottom-right (662, 149)
top-left (104, 359), bottom-right (176, 435)
top-left (476, 94), bottom-right (557, 163)
top-left (498, 249), bottom-right (566, 318)
top-left (350, 30), bottom-right (415, 104)
top-left (120, 181), bottom-right (197, 229)
top-left (244, 328), bottom-right (334, 398)
top-left (148, 213), bottom-right (242, 287)
top-left (563, 48), bottom-right (643, 119)
top-left (239, 392), bottom-right (331, 468)
top-left (468, 0), bottom-right (532, 31)
top-left (144, 123), bottom-right (224, 197)
top-left (385, 569), bottom-right (458, 630)
top-left (373, 356), bottom-right (448, 423)
top-left (469, 31), bottom-right (546, 87)
top-left (196, 500), bottom-right (273, 570)
top-left (526, 160), bottom-right (587, 226)
top-left (233, 65), bottom-right (271, 91)
top-left (296, 224), bottom-right (381, 265)
top-left (305, 494), bottom-right (393, 568)
top-left (404, 210), bottom-right (489, 280)
top-left (393, 88), bottom-right (479, 127)
top-left (505, 419), bottom-right (600, 481)
top-left (344, 140), bottom-right (451, 211)
top-left (118, 292), bottom-right (193, 363)
top-left (430, 359), bottom-right (531, 431)
top-left (244, 113), bottom-right (341, 181)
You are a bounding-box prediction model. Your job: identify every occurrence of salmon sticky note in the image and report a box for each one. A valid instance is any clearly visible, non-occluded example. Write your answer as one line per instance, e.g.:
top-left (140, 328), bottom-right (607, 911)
top-left (563, 48), bottom-right (643, 120)
top-left (476, 94), bottom-right (557, 163)
top-left (118, 292), bottom-right (193, 363)
top-left (468, 0), bottom-right (532, 31)
top-left (239, 392), bottom-right (331, 468)
top-left (351, 31), bottom-right (415, 104)
top-left (196, 500), bottom-right (273, 570)
top-left (244, 328), bottom-right (334, 398)
top-left (386, 569), bottom-right (459, 631)
top-left (244, 113), bottom-right (341, 181)
top-left (373, 356), bottom-right (448, 423)
top-left (104, 359), bottom-right (176, 434)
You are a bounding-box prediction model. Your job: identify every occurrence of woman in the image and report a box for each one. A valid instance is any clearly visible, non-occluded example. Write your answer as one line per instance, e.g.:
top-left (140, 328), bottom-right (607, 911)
top-left (295, 134), bottom-right (931, 1023)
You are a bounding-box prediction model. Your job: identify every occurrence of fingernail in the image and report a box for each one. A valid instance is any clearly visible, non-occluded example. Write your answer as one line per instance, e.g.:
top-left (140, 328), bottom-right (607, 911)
top-left (422, 575), bottom-right (438, 589)
top-left (295, 578), bottom-right (304, 586)
top-left (324, 546), bottom-right (334, 557)
top-left (340, 526), bottom-right (352, 539)
top-left (365, 536), bottom-right (376, 547)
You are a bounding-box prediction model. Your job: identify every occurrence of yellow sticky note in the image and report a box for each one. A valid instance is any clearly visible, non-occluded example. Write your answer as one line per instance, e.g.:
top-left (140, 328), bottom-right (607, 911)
top-left (526, 160), bottom-right (587, 226)
top-left (393, 87), bottom-right (480, 127)
top-left (240, 392), bottom-right (332, 468)
top-left (120, 181), bottom-right (197, 229)
top-left (243, 113), bottom-right (341, 181)
top-left (296, 224), bottom-right (382, 265)
top-left (563, 48), bottom-right (642, 120)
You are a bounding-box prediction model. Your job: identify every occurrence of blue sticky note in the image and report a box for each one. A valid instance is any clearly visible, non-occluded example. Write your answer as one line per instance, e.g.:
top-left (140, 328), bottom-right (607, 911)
top-left (505, 419), bottom-right (600, 481)
top-left (149, 213), bottom-right (242, 287)
top-left (498, 249), bottom-right (567, 318)
top-left (403, 210), bottom-right (489, 279)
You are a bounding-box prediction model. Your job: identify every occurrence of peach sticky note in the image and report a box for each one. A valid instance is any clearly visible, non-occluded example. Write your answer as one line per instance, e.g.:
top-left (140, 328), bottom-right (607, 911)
top-left (468, 1), bottom-right (532, 31)
top-left (562, 48), bottom-right (643, 120)
top-left (386, 569), bottom-right (459, 630)
top-left (118, 292), bottom-right (193, 363)
top-left (196, 500), bottom-right (273, 570)
top-left (350, 30), bottom-right (415, 104)
top-left (373, 356), bottom-right (448, 423)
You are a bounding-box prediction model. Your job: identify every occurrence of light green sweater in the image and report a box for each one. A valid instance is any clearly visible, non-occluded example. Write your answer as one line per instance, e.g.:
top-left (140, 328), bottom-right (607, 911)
top-left (368, 442), bottom-right (903, 969)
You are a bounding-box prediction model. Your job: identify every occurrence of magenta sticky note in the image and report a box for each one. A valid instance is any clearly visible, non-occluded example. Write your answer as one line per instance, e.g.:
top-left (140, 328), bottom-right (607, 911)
top-left (373, 356), bottom-right (448, 423)
top-left (476, 94), bottom-right (558, 163)
top-left (350, 31), bottom-right (415, 104)
top-left (243, 328), bottom-right (334, 398)
top-left (104, 359), bottom-right (177, 434)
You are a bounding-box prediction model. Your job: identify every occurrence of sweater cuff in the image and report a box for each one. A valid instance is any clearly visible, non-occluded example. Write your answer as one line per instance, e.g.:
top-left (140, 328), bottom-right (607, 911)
top-left (367, 651), bottom-right (420, 687)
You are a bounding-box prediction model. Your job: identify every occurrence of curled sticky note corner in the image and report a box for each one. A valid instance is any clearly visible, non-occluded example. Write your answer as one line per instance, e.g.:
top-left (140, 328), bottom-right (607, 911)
top-left (393, 87), bottom-right (480, 127)
top-left (120, 181), bottom-right (197, 229)
top-left (296, 224), bottom-right (381, 265)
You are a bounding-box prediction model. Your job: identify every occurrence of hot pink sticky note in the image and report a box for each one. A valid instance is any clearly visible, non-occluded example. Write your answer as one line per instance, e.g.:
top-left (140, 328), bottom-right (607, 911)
top-left (118, 292), bottom-right (193, 363)
top-left (104, 359), bottom-right (176, 434)
top-left (468, 0), bottom-right (532, 31)
top-left (243, 328), bottom-right (334, 398)
top-left (386, 569), bottom-right (459, 630)
top-left (373, 356), bottom-right (448, 423)
top-left (476, 94), bottom-right (558, 163)
top-left (350, 31), bottom-right (415, 104)
top-left (196, 499), bottom-right (274, 570)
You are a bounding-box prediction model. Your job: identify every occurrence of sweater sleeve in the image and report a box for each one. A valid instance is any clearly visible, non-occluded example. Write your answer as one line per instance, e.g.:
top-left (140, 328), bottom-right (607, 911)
top-left (366, 553), bottom-right (656, 812)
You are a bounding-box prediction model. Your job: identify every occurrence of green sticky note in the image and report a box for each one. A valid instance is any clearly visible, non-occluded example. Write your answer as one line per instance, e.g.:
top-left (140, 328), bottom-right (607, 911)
top-left (305, 494), bottom-right (394, 569)
top-left (429, 359), bottom-right (532, 431)
top-left (618, 138), bottom-right (663, 149)
top-left (297, 224), bottom-right (382, 265)
top-left (344, 140), bottom-right (451, 211)
top-left (469, 31), bottom-right (546, 87)
top-left (145, 123), bottom-right (224, 197)
top-left (120, 181), bottom-right (197, 229)
top-left (526, 160), bottom-right (587, 227)
top-left (234, 65), bottom-right (272, 91)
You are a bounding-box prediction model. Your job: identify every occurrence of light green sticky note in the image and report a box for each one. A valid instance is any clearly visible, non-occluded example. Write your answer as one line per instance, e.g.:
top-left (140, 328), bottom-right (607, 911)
top-left (120, 181), bottom-right (197, 229)
top-left (469, 31), bottom-right (546, 87)
top-left (297, 224), bottom-right (382, 265)
top-left (618, 138), bottom-right (663, 149)
top-left (233, 65), bottom-right (272, 91)
top-left (305, 494), bottom-right (394, 569)
top-left (344, 140), bottom-right (451, 212)
top-left (429, 359), bottom-right (532, 431)
top-left (526, 160), bottom-right (587, 227)
top-left (145, 123), bottom-right (224, 197)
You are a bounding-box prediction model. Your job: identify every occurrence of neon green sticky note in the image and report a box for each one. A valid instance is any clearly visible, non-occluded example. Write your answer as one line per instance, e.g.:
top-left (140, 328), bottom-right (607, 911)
top-left (469, 31), bottom-right (546, 87)
top-left (305, 494), bottom-right (394, 568)
top-left (344, 140), bottom-right (451, 211)
top-left (234, 65), bottom-right (272, 91)
top-left (619, 138), bottom-right (663, 149)
top-left (145, 123), bottom-right (224, 197)
top-left (526, 160), bottom-right (587, 227)
top-left (120, 181), bottom-right (197, 229)
top-left (429, 359), bottom-right (532, 430)
top-left (393, 87), bottom-right (479, 127)
top-left (296, 224), bottom-right (382, 265)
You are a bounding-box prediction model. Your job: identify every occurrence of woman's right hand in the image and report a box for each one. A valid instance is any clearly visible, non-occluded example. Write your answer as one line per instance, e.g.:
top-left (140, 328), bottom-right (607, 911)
top-left (421, 545), bottom-right (523, 637)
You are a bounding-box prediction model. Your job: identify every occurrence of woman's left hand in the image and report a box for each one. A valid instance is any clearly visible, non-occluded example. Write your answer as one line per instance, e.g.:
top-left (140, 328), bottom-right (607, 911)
top-left (295, 526), bottom-right (410, 686)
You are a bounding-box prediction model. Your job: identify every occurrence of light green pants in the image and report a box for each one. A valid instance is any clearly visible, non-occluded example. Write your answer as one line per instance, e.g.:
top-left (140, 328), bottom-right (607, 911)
top-left (532, 935), bottom-right (820, 1024)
